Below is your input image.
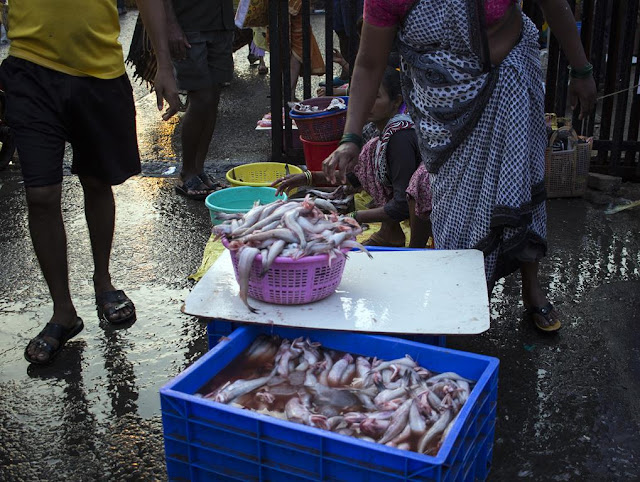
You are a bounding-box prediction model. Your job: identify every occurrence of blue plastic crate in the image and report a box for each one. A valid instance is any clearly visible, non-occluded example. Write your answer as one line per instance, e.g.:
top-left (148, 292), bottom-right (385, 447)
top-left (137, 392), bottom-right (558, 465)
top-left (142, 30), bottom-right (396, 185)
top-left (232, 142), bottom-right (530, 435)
top-left (161, 325), bottom-right (498, 481)
top-left (206, 320), bottom-right (240, 348)
top-left (206, 320), bottom-right (445, 350)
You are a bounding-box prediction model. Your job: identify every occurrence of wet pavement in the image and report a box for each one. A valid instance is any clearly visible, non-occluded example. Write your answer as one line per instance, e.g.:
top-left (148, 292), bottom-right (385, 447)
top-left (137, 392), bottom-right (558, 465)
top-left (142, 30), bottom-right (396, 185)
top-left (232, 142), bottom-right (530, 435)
top-left (1, 11), bottom-right (640, 482)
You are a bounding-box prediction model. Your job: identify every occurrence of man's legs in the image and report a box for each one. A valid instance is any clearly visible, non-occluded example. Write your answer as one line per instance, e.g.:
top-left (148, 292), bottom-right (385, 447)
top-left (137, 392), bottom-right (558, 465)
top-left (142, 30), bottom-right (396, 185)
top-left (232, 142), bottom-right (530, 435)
top-left (180, 85), bottom-right (221, 193)
top-left (78, 175), bottom-right (134, 322)
top-left (24, 184), bottom-right (77, 362)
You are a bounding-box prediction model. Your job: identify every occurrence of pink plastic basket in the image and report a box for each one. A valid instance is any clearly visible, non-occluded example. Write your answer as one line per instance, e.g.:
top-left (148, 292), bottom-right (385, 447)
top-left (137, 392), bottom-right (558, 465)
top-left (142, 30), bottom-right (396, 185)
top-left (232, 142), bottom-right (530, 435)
top-left (223, 240), bottom-right (347, 305)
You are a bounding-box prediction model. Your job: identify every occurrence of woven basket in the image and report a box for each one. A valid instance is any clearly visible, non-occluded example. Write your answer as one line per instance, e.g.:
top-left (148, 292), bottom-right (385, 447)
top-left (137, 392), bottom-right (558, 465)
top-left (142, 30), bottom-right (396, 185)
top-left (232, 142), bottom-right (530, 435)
top-left (289, 97), bottom-right (348, 142)
top-left (544, 126), bottom-right (591, 198)
top-left (223, 239), bottom-right (348, 305)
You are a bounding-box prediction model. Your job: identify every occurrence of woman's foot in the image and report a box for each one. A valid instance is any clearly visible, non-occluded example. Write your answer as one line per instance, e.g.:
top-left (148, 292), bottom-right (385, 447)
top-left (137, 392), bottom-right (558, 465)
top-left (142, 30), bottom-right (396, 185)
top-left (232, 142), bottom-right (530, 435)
top-left (520, 261), bottom-right (562, 332)
top-left (524, 302), bottom-right (562, 332)
top-left (364, 222), bottom-right (406, 248)
top-left (522, 288), bottom-right (562, 332)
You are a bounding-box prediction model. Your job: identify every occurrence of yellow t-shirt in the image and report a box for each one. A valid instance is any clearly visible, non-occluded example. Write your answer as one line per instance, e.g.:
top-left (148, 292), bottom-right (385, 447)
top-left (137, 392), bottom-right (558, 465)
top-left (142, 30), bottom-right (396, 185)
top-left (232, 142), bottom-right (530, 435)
top-left (8, 0), bottom-right (125, 79)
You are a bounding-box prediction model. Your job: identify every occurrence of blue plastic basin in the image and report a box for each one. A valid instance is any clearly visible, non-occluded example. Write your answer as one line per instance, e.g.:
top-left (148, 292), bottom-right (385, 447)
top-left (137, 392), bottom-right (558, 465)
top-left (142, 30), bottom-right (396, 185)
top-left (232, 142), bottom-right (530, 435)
top-left (205, 186), bottom-right (287, 225)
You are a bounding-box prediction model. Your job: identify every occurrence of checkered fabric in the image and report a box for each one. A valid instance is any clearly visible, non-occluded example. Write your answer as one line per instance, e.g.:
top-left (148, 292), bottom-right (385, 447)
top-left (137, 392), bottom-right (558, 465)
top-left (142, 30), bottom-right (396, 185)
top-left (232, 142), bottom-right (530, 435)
top-left (400, 3), bottom-right (548, 283)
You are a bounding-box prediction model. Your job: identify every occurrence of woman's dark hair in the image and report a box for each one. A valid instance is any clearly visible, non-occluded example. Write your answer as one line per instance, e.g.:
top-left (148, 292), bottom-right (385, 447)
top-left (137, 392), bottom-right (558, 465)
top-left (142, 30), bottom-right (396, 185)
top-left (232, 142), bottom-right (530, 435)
top-left (381, 65), bottom-right (402, 101)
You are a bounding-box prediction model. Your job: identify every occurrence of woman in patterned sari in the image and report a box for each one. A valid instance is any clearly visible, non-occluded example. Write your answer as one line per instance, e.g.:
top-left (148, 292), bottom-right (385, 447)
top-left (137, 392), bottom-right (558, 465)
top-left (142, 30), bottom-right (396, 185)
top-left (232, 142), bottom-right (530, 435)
top-left (323, 0), bottom-right (596, 332)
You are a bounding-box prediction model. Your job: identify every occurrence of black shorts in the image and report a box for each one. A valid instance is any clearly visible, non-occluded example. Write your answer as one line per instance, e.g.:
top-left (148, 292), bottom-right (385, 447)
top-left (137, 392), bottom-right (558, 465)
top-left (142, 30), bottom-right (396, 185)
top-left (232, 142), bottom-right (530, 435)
top-left (173, 30), bottom-right (233, 91)
top-left (0, 56), bottom-right (141, 187)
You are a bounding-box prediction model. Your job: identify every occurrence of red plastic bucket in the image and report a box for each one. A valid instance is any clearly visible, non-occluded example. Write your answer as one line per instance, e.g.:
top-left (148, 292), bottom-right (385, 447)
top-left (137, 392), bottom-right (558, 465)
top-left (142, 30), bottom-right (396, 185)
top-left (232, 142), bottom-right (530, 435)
top-left (300, 137), bottom-right (339, 171)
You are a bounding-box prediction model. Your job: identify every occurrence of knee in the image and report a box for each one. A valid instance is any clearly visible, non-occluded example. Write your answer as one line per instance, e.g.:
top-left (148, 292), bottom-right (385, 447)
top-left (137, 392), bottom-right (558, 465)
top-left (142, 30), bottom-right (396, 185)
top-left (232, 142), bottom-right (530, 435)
top-left (79, 175), bottom-right (113, 198)
top-left (187, 88), bottom-right (221, 113)
top-left (25, 185), bottom-right (61, 212)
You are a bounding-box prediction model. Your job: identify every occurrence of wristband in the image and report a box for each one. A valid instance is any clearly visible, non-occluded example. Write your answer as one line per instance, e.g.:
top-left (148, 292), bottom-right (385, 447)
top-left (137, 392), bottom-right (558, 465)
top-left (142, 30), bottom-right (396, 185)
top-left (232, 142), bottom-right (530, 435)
top-left (347, 210), bottom-right (358, 221)
top-left (339, 133), bottom-right (363, 150)
top-left (304, 170), bottom-right (313, 186)
top-left (569, 62), bottom-right (593, 79)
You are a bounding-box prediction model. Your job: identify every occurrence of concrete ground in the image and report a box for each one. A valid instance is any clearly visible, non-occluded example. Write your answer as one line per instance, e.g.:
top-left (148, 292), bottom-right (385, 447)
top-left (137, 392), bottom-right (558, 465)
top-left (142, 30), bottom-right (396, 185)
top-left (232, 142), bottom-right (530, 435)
top-left (1, 11), bottom-right (639, 482)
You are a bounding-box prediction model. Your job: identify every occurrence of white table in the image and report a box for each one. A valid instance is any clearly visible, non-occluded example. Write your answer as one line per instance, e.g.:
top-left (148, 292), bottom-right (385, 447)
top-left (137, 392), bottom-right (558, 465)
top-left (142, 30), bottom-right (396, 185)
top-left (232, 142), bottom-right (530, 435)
top-left (184, 249), bottom-right (489, 335)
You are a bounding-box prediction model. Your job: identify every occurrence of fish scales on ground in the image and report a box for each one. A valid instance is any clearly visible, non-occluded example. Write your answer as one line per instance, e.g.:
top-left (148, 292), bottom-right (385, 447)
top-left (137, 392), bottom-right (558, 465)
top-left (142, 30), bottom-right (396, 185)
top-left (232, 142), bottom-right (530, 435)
top-left (213, 196), bottom-right (371, 310)
top-left (199, 335), bottom-right (476, 456)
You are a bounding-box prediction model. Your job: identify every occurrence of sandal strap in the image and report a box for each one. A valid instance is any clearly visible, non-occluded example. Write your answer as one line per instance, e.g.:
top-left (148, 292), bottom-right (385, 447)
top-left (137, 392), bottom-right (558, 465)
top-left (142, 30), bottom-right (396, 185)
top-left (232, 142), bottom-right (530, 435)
top-left (40, 322), bottom-right (66, 340)
top-left (527, 302), bottom-right (554, 318)
top-left (96, 290), bottom-right (135, 320)
top-left (182, 175), bottom-right (209, 192)
top-left (96, 289), bottom-right (128, 305)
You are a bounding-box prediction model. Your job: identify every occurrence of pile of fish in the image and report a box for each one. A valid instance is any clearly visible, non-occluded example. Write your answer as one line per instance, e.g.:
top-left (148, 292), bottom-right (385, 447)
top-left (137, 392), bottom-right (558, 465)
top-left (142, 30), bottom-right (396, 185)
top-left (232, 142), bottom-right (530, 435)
top-left (200, 335), bottom-right (474, 456)
top-left (292, 185), bottom-right (355, 213)
top-left (213, 196), bottom-right (371, 312)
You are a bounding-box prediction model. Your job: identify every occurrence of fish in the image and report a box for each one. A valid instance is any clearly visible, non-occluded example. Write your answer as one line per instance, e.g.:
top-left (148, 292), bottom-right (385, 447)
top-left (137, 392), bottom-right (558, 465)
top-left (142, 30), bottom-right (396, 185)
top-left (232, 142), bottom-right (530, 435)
top-left (360, 418), bottom-right (392, 439)
top-left (409, 399), bottom-right (427, 435)
top-left (285, 397), bottom-right (328, 429)
top-left (260, 239), bottom-right (286, 277)
top-left (426, 372), bottom-right (474, 385)
top-left (418, 409), bottom-right (452, 454)
top-left (237, 246), bottom-right (260, 313)
top-left (311, 384), bottom-right (360, 410)
top-left (378, 398), bottom-right (413, 445)
top-left (328, 354), bottom-right (353, 386)
top-left (213, 369), bottom-right (275, 404)
top-left (282, 209), bottom-right (307, 247)
top-left (201, 335), bottom-right (474, 456)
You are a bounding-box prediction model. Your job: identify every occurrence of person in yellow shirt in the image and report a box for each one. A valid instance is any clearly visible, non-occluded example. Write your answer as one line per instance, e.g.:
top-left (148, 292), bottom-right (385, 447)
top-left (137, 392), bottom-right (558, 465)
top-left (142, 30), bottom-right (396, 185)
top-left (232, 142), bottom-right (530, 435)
top-left (0, 0), bottom-right (181, 365)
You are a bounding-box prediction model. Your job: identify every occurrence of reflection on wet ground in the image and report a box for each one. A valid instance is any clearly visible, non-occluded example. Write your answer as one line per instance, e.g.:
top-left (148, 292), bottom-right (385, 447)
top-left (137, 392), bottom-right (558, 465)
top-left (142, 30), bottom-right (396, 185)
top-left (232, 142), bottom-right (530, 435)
top-left (1, 11), bottom-right (639, 482)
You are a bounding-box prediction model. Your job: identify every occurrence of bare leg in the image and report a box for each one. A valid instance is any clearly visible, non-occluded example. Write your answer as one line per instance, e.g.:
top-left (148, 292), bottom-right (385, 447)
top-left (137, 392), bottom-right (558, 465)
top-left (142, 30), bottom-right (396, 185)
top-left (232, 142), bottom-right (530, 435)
top-left (79, 175), bottom-right (133, 322)
top-left (258, 56), bottom-right (268, 74)
top-left (290, 56), bottom-right (302, 100)
top-left (25, 184), bottom-right (77, 362)
top-left (337, 31), bottom-right (350, 80)
top-left (408, 199), bottom-right (432, 248)
top-left (520, 260), bottom-right (561, 328)
top-left (179, 87), bottom-right (220, 194)
top-left (372, 221), bottom-right (405, 246)
top-left (192, 86), bottom-right (221, 187)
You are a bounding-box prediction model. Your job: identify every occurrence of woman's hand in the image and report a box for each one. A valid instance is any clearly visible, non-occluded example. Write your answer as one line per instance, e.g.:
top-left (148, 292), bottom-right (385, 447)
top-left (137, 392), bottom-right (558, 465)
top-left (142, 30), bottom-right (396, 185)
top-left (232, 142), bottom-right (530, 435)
top-left (271, 173), bottom-right (307, 196)
top-left (569, 76), bottom-right (597, 120)
top-left (322, 142), bottom-right (360, 184)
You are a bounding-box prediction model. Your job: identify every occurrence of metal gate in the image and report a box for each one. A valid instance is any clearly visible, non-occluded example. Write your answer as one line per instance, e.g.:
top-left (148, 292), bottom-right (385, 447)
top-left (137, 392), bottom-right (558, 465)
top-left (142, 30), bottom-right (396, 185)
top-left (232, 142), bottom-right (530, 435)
top-left (527, 0), bottom-right (640, 180)
top-left (268, 0), bottom-right (358, 163)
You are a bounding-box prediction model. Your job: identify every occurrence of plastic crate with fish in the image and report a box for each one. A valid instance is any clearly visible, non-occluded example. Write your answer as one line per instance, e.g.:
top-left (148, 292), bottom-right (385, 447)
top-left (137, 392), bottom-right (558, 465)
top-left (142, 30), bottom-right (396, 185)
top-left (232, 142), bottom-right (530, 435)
top-left (161, 324), bottom-right (499, 481)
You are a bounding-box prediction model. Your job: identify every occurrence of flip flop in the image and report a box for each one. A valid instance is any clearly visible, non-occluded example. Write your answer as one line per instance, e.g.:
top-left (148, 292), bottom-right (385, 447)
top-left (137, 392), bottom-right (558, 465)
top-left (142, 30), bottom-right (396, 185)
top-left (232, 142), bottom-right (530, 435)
top-left (525, 302), bottom-right (562, 332)
top-left (363, 231), bottom-right (406, 248)
top-left (96, 289), bottom-right (137, 325)
top-left (24, 317), bottom-right (84, 365)
top-left (199, 172), bottom-right (225, 191)
top-left (175, 175), bottom-right (213, 200)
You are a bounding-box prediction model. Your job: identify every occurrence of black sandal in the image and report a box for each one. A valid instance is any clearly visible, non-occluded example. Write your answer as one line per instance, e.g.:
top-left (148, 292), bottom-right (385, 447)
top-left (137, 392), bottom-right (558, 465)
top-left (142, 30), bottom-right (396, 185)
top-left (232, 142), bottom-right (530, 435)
top-left (525, 302), bottom-right (562, 333)
top-left (175, 175), bottom-right (213, 200)
top-left (199, 172), bottom-right (225, 191)
top-left (96, 290), bottom-right (137, 325)
top-left (24, 317), bottom-right (84, 365)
